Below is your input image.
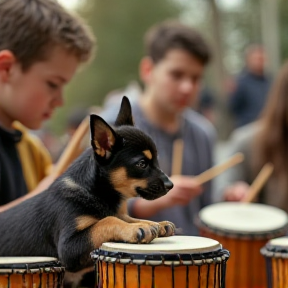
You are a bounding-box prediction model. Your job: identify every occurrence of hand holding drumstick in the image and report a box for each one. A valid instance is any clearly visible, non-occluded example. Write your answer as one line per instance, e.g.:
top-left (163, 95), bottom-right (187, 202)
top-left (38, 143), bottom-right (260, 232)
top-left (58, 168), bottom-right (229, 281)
top-left (224, 163), bottom-right (274, 202)
top-left (167, 144), bottom-right (245, 207)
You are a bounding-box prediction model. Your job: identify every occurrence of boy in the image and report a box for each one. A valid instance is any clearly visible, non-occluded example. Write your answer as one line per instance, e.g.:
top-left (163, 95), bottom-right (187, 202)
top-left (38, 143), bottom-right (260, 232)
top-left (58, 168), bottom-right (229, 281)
top-left (0, 0), bottom-right (94, 211)
top-left (101, 20), bottom-right (215, 235)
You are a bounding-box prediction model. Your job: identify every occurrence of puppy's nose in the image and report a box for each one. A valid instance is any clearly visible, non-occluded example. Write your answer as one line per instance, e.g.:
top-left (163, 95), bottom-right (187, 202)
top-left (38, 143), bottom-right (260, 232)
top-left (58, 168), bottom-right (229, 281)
top-left (164, 179), bottom-right (174, 191)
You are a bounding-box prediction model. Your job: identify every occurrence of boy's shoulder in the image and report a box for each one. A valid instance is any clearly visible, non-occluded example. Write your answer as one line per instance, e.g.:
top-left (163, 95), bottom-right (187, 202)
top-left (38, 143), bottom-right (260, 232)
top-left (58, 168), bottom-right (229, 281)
top-left (13, 122), bottom-right (52, 172)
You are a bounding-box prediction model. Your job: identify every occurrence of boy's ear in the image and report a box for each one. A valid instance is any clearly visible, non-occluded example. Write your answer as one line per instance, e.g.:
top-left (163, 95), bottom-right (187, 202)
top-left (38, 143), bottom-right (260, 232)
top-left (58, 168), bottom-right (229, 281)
top-left (114, 96), bottom-right (134, 127)
top-left (0, 50), bottom-right (16, 82)
top-left (90, 115), bottom-right (117, 159)
top-left (139, 56), bottom-right (154, 85)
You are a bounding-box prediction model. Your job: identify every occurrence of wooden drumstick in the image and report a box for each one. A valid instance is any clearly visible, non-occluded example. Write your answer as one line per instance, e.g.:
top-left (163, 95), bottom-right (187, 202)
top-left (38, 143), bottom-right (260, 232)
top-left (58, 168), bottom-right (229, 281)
top-left (242, 163), bottom-right (274, 203)
top-left (194, 153), bottom-right (244, 185)
top-left (171, 139), bottom-right (184, 175)
top-left (52, 115), bottom-right (90, 178)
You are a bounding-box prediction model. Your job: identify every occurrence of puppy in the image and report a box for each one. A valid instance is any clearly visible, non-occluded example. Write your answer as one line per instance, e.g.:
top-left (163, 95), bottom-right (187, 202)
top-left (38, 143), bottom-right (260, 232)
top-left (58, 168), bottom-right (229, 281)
top-left (0, 96), bottom-right (175, 274)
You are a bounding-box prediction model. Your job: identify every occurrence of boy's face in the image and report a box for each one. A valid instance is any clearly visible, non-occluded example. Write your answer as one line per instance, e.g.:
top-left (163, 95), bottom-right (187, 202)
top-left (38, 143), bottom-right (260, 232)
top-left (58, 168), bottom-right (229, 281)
top-left (0, 46), bottom-right (79, 129)
top-left (142, 49), bottom-right (204, 114)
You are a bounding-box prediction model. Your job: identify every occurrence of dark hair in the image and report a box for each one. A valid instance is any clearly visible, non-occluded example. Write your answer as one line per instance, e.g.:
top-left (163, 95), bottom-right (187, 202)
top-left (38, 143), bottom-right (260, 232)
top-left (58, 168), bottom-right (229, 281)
top-left (144, 20), bottom-right (211, 65)
top-left (254, 61), bottom-right (288, 179)
top-left (0, 0), bottom-right (95, 70)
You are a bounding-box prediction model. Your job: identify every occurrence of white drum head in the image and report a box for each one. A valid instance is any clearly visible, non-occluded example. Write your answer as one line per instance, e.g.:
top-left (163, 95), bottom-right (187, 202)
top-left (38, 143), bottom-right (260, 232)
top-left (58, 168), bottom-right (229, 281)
top-left (100, 236), bottom-right (221, 254)
top-left (268, 236), bottom-right (288, 247)
top-left (0, 257), bottom-right (58, 265)
top-left (199, 203), bottom-right (288, 233)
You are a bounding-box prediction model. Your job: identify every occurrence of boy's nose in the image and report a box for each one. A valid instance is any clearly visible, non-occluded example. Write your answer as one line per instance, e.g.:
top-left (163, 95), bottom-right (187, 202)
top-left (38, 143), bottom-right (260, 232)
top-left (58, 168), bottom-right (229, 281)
top-left (180, 79), bottom-right (194, 94)
top-left (52, 93), bottom-right (64, 108)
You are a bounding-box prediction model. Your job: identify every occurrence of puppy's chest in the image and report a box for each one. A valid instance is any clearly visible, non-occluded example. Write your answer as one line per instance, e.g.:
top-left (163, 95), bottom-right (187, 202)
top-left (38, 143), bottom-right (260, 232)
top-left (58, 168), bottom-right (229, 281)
top-left (77, 197), bottom-right (121, 219)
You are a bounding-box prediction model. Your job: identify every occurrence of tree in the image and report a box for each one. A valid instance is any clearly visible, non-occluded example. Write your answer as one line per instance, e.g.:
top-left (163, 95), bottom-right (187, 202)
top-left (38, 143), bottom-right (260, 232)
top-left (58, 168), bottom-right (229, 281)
top-left (50, 0), bottom-right (181, 133)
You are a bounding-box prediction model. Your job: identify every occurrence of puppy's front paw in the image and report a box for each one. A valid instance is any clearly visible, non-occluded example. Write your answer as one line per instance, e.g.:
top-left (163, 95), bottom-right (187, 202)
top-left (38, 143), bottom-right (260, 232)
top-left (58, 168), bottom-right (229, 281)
top-left (121, 223), bottom-right (159, 244)
top-left (157, 221), bottom-right (176, 237)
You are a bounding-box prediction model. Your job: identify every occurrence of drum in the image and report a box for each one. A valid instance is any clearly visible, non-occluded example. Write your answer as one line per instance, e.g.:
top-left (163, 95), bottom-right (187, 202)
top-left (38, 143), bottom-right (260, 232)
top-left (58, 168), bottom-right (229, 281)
top-left (0, 257), bottom-right (65, 288)
top-left (198, 202), bottom-right (288, 288)
top-left (91, 235), bottom-right (230, 288)
top-left (261, 236), bottom-right (288, 288)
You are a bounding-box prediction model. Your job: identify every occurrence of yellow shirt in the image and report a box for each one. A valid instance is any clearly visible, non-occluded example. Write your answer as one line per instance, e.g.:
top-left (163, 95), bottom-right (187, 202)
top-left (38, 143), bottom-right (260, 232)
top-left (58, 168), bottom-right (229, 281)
top-left (13, 122), bottom-right (53, 192)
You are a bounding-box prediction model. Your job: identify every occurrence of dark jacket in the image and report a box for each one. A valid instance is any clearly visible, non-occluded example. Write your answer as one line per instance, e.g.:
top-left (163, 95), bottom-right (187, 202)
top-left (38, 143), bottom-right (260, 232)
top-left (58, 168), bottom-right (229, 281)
top-left (229, 70), bottom-right (271, 128)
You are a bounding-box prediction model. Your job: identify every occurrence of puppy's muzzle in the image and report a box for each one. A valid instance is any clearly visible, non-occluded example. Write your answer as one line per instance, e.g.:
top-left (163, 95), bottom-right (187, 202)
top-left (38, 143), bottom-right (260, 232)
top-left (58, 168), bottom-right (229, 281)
top-left (159, 172), bottom-right (173, 192)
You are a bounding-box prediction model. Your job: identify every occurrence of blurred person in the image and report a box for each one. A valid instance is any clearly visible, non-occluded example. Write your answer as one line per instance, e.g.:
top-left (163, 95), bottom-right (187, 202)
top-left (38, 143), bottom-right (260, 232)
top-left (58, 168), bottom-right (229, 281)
top-left (103, 80), bottom-right (142, 109)
top-left (101, 20), bottom-right (215, 235)
top-left (229, 44), bottom-right (272, 128)
top-left (55, 106), bottom-right (103, 162)
top-left (0, 0), bottom-right (94, 212)
top-left (214, 60), bottom-right (288, 213)
top-left (196, 87), bottom-right (217, 125)
top-left (33, 127), bottom-right (62, 163)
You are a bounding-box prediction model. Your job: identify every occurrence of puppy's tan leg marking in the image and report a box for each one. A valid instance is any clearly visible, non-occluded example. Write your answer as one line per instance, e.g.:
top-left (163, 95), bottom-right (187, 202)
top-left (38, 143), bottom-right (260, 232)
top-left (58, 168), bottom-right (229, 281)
top-left (64, 267), bottom-right (94, 287)
top-left (117, 201), bottom-right (174, 237)
top-left (76, 216), bottom-right (98, 231)
top-left (90, 216), bottom-right (158, 247)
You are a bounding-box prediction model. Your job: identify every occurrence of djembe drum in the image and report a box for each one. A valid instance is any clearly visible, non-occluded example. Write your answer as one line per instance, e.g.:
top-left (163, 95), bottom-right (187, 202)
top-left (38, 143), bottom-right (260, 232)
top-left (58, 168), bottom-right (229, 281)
top-left (261, 236), bottom-right (288, 288)
top-left (198, 203), bottom-right (288, 288)
top-left (91, 235), bottom-right (230, 288)
top-left (0, 257), bottom-right (65, 288)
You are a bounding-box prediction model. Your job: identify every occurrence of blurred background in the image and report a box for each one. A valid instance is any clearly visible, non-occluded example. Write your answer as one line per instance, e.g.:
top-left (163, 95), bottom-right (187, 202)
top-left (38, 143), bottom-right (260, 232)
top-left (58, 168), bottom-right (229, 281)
top-left (41, 0), bottom-right (288, 161)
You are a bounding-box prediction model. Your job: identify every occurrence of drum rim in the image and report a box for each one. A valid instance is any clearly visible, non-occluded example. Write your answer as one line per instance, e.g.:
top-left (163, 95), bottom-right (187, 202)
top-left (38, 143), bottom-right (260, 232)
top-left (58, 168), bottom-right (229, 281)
top-left (260, 246), bottom-right (288, 258)
top-left (0, 257), bottom-right (65, 274)
top-left (90, 248), bottom-right (230, 266)
top-left (261, 237), bottom-right (288, 258)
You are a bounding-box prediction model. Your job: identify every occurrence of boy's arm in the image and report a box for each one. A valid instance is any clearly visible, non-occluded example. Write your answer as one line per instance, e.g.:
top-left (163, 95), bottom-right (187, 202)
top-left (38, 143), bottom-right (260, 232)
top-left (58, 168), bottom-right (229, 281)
top-left (130, 175), bottom-right (203, 218)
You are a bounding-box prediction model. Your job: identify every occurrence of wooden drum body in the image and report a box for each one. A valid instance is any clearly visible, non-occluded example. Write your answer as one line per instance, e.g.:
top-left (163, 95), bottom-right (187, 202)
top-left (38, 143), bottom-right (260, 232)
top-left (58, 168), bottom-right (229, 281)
top-left (198, 203), bottom-right (288, 288)
top-left (91, 236), bottom-right (230, 288)
top-left (261, 236), bottom-right (288, 288)
top-left (0, 257), bottom-right (65, 288)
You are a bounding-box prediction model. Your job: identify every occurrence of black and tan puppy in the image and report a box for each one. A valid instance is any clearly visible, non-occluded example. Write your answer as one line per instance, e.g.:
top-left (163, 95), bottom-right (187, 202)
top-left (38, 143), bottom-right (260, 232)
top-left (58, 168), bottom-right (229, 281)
top-left (0, 96), bottom-right (175, 273)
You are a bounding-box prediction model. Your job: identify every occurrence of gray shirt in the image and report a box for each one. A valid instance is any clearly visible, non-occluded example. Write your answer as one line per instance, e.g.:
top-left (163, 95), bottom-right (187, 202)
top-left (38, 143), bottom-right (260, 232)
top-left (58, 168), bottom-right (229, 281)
top-left (101, 101), bottom-right (215, 235)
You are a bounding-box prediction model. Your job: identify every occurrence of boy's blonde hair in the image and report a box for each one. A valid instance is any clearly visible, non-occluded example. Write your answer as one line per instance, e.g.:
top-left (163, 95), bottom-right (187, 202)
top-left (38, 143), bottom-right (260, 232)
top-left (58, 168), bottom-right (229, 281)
top-left (0, 0), bottom-right (95, 70)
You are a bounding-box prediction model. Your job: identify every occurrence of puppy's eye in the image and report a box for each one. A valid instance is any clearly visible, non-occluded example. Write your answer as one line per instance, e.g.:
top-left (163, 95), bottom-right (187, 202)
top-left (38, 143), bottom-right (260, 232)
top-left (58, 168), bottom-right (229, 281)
top-left (136, 159), bottom-right (148, 169)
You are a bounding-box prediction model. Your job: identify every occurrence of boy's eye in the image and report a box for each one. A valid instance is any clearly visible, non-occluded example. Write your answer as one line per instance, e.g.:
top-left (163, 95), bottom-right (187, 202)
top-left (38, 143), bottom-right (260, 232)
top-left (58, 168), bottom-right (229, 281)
top-left (136, 159), bottom-right (148, 169)
top-left (170, 70), bottom-right (183, 80)
top-left (47, 81), bottom-right (59, 89)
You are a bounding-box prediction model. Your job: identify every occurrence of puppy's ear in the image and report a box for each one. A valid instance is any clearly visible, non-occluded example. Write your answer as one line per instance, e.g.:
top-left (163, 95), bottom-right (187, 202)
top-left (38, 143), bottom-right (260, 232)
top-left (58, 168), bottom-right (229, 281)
top-left (115, 96), bottom-right (134, 127)
top-left (90, 115), bottom-right (117, 159)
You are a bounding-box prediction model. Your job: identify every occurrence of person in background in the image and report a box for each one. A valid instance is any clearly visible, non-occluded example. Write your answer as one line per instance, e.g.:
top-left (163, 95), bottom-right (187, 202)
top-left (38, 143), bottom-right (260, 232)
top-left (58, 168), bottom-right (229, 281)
top-left (196, 87), bottom-right (216, 125)
top-left (229, 44), bottom-right (272, 128)
top-left (214, 60), bottom-right (288, 214)
top-left (0, 0), bottom-right (94, 212)
top-left (101, 20), bottom-right (215, 235)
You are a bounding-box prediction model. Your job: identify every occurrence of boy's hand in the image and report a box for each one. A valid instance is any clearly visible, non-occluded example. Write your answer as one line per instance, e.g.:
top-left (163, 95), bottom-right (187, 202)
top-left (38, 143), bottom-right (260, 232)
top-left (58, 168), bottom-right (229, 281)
top-left (223, 181), bottom-right (250, 202)
top-left (162, 175), bottom-right (203, 207)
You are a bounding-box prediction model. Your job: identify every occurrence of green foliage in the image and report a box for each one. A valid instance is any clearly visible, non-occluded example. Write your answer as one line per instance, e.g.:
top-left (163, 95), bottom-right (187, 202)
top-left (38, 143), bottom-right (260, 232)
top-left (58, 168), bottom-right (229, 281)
top-left (279, 0), bottom-right (288, 61)
top-left (50, 0), bottom-right (181, 134)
